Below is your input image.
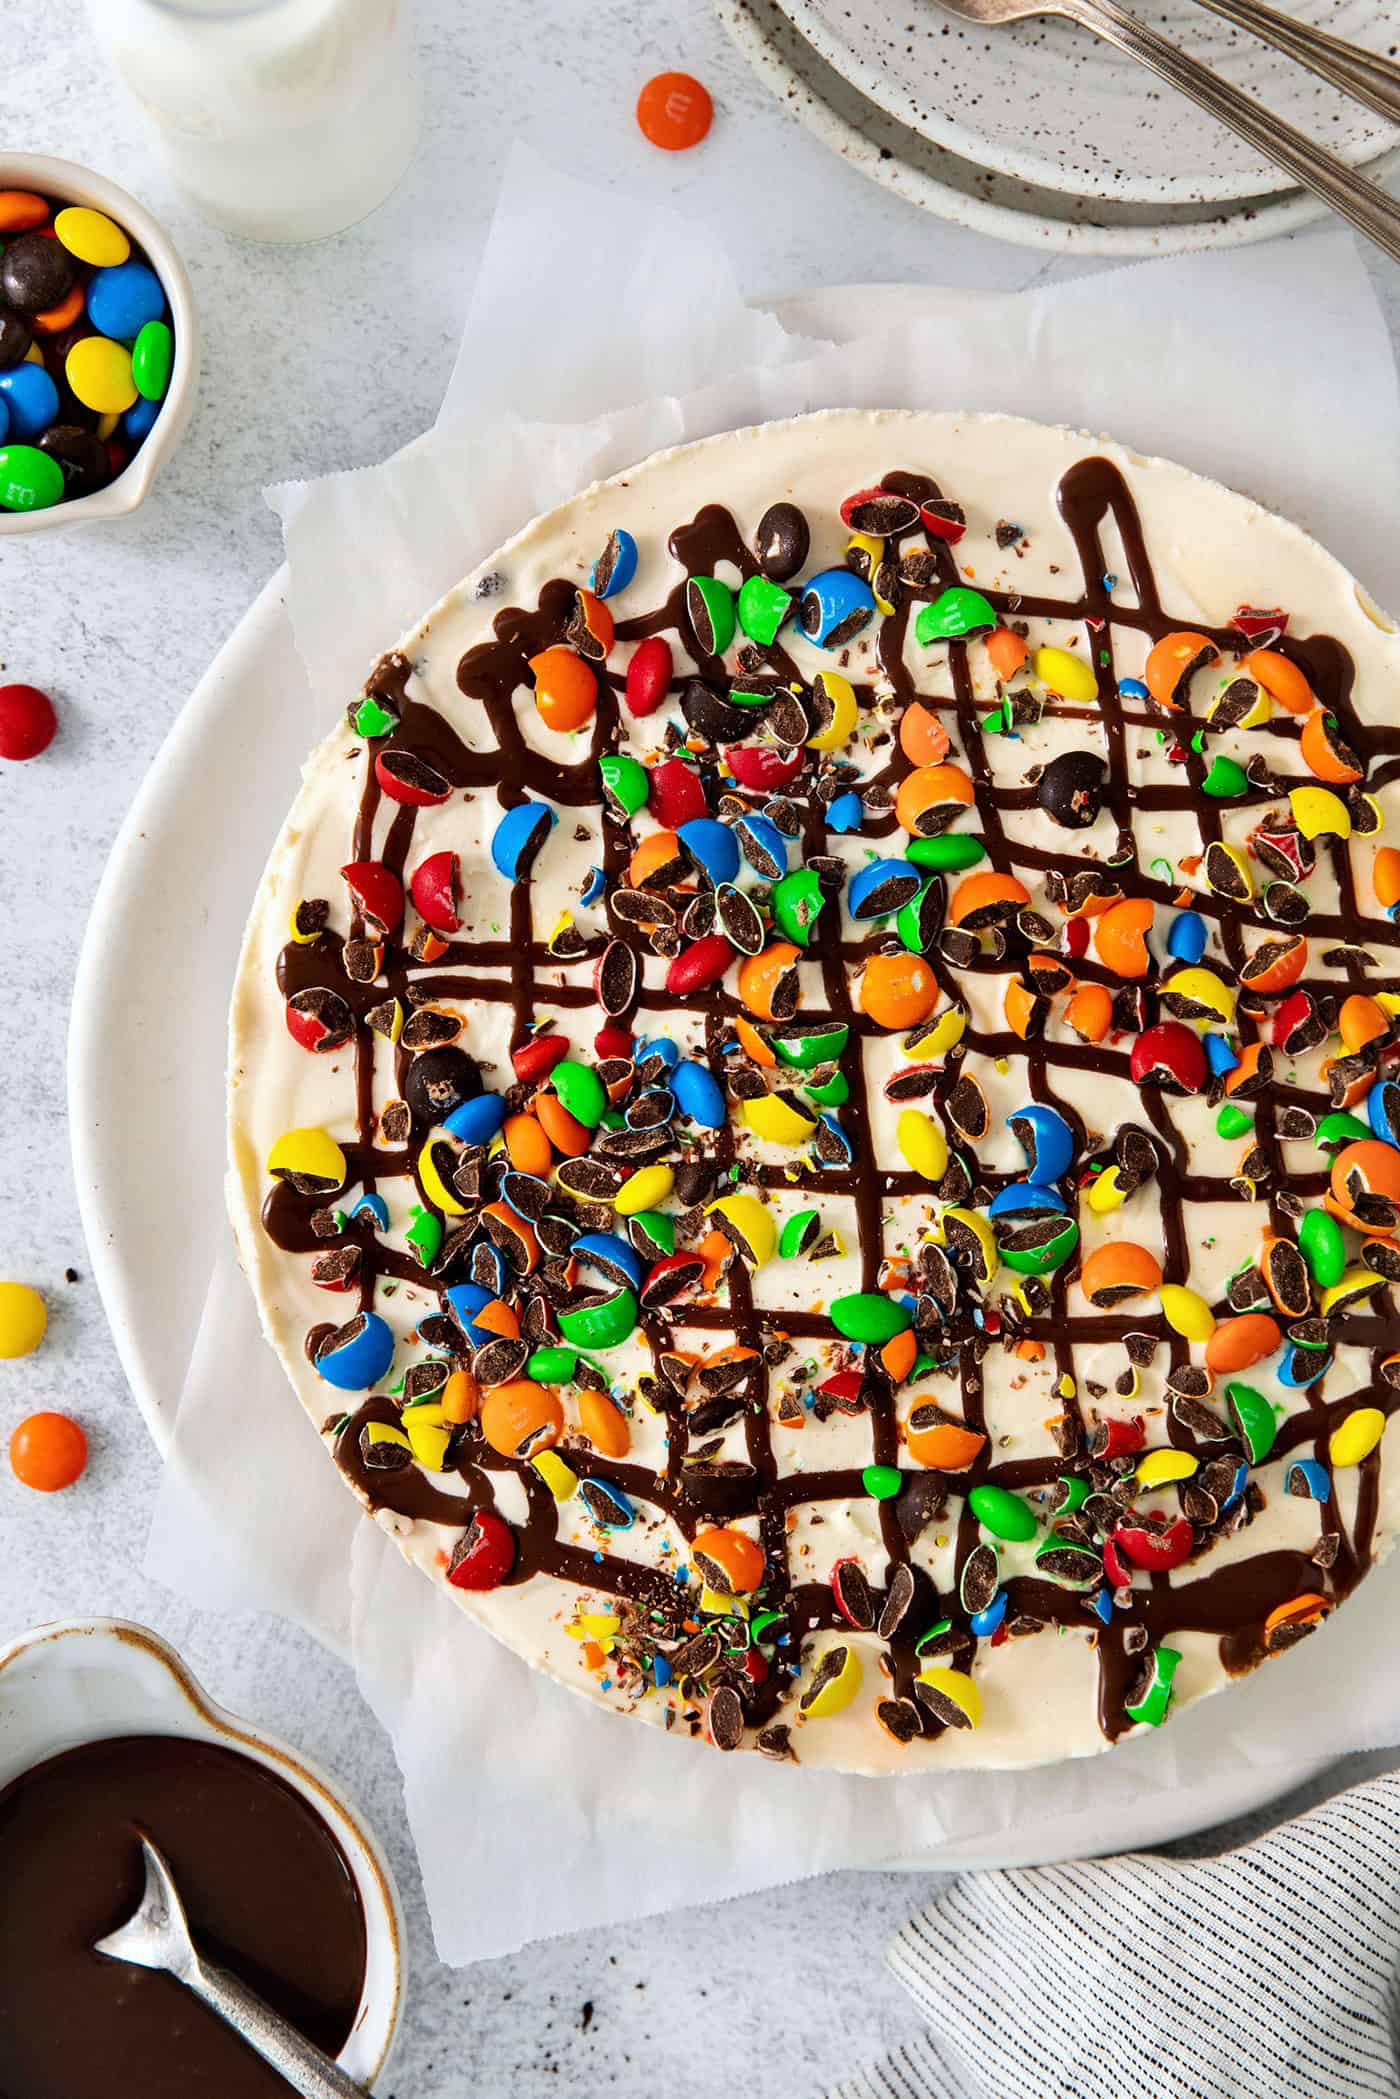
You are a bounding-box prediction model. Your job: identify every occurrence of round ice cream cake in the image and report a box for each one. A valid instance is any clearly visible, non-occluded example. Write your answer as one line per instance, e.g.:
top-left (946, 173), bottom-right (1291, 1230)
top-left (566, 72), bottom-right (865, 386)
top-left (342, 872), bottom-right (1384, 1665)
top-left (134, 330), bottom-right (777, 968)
top-left (229, 408), bottom-right (1400, 1773)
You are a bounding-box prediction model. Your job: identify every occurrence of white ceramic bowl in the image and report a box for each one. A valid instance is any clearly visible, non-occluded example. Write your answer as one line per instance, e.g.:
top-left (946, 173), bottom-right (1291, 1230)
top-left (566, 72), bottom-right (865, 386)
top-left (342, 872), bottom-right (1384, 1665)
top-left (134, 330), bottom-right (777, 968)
top-left (0, 1618), bottom-right (403, 2085)
top-left (0, 153), bottom-right (199, 535)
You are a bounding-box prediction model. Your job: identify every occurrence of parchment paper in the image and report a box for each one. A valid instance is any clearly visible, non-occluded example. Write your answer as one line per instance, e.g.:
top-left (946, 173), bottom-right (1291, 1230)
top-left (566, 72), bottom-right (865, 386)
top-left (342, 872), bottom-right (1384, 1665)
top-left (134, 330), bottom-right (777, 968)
top-left (148, 148), bottom-right (1400, 1965)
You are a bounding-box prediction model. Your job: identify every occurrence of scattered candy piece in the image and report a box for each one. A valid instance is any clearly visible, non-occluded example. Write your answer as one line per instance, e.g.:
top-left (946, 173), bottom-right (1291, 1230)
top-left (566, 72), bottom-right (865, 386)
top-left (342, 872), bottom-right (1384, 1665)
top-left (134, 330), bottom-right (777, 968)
top-left (0, 682), bottom-right (56, 759)
top-left (0, 1281), bottom-right (46, 1358)
top-left (10, 1410), bottom-right (86, 1491)
top-left (636, 71), bottom-right (714, 151)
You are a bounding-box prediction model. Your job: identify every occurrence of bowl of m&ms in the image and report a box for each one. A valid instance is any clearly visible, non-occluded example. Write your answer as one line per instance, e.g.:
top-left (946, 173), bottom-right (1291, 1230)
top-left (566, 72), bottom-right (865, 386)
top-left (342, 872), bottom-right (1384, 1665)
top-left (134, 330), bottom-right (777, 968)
top-left (0, 153), bottom-right (198, 533)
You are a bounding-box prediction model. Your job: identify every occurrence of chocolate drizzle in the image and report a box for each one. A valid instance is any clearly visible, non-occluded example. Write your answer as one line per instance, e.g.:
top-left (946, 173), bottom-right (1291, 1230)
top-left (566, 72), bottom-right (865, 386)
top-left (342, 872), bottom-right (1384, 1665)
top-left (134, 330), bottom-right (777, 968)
top-left (261, 449), bottom-right (1400, 1753)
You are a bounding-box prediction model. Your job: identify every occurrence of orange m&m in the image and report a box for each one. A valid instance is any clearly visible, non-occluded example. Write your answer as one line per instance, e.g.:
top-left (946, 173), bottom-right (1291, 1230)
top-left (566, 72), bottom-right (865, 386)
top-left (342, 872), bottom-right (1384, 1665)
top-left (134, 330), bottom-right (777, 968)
top-left (947, 871), bottom-right (1029, 929)
top-left (1079, 1241), bottom-right (1163, 1307)
top-left (1245, 648), bottom-right (1312, 716)
top-left (986, 627), bottom-right (1028, 680)
top-left (895, 763), bottom-right (974, 837)
top-left (898, 701), bottom-right (951, 767)
top-left (1092, 896), bottom-right (1155, 978)
top-left (737, 942), bottom-right (801, 1022)
top-left (504, 1112), bottom-right (552, 1177)
top-left (1203, 1313), bottom-right (1281, 1377)
top-left (480, 1380), bottom-right (563, 1460)
top-left (859, 952), bottom-right (939, 1030)
top-left (905, 1407), bottom-right (985, 1471)
top-left (636, 72), bottom-right (714, 151)
top-left (529, 646), bottom-right (596, 732)
top-left (10, 1411), bottom-right (87, 1492)
top-left (0, 191), bottom-right (49, 234)
top-left (1373, 847), bottom-right (1400, 913)
top-left (1299, 708), bottom-right (1362, 784)
top-left (578, 1388), bottom-right (631, 1460)
top-left (1065, 981), bottom-right (1112, 1043)
top-left (692, 1526), bottom-right (764, 1593)
top-left (1144, 631), bottom-right (1217, 710)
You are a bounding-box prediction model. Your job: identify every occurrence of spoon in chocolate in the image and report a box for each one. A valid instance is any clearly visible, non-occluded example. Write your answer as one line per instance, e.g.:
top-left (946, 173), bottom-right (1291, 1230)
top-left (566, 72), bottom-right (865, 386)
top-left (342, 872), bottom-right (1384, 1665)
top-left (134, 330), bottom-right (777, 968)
top-left (95, 1834), bottom-right (370, 2099)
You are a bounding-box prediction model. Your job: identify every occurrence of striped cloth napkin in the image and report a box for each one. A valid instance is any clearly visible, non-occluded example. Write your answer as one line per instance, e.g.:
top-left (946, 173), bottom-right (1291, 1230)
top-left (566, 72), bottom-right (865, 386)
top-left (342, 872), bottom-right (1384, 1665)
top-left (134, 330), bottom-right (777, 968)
top-left (830, 1775), bottom-right (1400, 2099)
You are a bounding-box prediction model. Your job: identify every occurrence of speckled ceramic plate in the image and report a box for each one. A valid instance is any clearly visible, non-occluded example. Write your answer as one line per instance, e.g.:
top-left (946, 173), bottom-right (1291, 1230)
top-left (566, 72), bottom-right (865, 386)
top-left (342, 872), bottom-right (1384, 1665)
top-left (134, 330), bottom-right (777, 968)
top-left (721, 0), bottom-right (1388, 252)
top-left (779, 0), bottom-right (1400, 205)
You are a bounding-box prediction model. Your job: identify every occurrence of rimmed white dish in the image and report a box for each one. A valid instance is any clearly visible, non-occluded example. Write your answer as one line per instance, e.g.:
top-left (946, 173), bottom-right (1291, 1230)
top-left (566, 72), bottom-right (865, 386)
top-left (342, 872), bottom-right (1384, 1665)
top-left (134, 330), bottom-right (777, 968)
top-left (0, 1617), bottom-right (403, 2084)
top-left (777, 0), bottom-right (1400, 206)
top-left (720, 0), bottom-right (1400, 252)
top-left (0, 152), bottom-right (199, 536)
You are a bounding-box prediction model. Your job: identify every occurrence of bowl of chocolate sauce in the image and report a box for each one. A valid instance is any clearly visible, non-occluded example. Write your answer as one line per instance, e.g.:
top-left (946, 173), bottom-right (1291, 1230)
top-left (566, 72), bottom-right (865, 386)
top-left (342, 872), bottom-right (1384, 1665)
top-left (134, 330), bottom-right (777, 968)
top-left (0, 1619), bottom-right (403, 2096)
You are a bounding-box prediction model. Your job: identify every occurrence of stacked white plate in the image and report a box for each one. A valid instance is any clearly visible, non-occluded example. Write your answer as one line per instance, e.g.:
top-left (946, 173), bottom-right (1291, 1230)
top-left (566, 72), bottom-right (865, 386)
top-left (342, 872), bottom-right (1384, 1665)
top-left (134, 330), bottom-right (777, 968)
top-left (719, 0), bottom-right (1400, 253)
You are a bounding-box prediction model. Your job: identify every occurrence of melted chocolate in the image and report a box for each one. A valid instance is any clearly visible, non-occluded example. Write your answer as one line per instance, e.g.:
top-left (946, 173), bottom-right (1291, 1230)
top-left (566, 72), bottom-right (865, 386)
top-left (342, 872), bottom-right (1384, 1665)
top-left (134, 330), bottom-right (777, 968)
top-left (0, 1734), bottom-right (366, 2099)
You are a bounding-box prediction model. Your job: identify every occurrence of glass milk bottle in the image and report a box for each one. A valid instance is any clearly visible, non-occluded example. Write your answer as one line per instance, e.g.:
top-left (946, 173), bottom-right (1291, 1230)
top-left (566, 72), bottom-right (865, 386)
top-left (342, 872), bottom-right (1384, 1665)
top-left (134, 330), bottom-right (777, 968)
top-left (87, 0), bottom-right (421, 242)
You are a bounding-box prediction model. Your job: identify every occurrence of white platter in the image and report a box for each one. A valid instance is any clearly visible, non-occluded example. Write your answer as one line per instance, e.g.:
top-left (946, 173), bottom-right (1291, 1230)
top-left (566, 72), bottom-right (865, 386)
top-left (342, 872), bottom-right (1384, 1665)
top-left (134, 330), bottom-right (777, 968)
top-left (69, 287), bottom-right (1331, 1860)
top-left (722, 0), bottom-right (1400, 253)
top-left (779, 0), bottom-right (1400, 205)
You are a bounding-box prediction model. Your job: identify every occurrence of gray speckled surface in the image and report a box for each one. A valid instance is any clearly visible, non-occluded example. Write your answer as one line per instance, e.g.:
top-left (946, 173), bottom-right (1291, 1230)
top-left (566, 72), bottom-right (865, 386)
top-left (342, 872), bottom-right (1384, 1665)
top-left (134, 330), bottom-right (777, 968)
top-left (2, 4), bottom-right (1399, 2095)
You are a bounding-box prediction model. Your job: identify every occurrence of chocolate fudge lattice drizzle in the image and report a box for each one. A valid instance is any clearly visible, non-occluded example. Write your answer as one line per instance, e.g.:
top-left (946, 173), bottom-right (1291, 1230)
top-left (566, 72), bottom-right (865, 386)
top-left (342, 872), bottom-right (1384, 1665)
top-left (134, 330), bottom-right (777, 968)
top-left (263, 455), bottom-right (1400, 1747)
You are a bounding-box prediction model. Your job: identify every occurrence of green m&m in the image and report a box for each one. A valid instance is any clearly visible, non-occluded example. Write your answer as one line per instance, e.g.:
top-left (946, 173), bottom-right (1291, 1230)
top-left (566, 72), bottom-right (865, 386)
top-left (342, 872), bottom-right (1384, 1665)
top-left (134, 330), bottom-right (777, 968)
top-left (0, 444), bottom-right (65, 513)
top-left (132, 318), bottom-right (174, 402)
top-left (526, 1345), bottom-right (581, 1384)
top-left (1225, 1380), bottom-right (1277, 1465)
top-left (772, 1021), bottom-right (848, 1070)
top-left (1202, 754), bottom-right (1249, 799)
top-left (907, 833), bottom-right (986, 873)
top-left (778, 1209), bottom-right (821, 1258)
top-left (551, 1059), bottom-right (606, 1128)
top-left (599, 752), bottom-right (648, 817)
top-left (831, 1292), bottom-right (911, 1344)
top-left (353, 695), bottom-right (397, 738)
top-left (805, 1069), bottom-right (850, 1108)
top-left (737, 572), bottom-right (792, 646)
top-left (1124, 1644), bottom-right (1181, 1728)
top-left (967, 1484), bottom-right (1038, 1543)
top-left (558, 1288), bottom-right (638, 1351)
top-left (1298, 1207), bottom-right (1346, 1288)
top-left (915, 587), bottom-right (997, 643)
top-left (772, 867), bottom-right (825, 946)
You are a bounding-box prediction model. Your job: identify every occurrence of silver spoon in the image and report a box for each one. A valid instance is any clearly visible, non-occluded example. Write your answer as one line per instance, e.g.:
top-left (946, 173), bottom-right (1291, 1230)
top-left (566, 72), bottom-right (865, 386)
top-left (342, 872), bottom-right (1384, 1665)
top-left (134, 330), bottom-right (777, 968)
top-left (95, 1833), bottom-right (370, 2099)
top-left (932, 0), bottom-right (1400, 265)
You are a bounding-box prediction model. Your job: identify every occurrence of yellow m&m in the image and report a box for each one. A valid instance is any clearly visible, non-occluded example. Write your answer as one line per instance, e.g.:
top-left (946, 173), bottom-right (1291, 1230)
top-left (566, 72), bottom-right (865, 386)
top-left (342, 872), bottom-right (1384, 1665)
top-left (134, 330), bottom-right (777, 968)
top-left (0, 1282), bottom-right (46, 1359)
top-left (54, 205), bottom-right (130, 267)
top-left (614, 1163), bottom-right (675, 1215)
top-left (1034, 645), bottom-right (1098, 706)
top-left (66, 336), bottom-right (137, 415)
top-left (1330, 1406), bottom-right (1385, 1469)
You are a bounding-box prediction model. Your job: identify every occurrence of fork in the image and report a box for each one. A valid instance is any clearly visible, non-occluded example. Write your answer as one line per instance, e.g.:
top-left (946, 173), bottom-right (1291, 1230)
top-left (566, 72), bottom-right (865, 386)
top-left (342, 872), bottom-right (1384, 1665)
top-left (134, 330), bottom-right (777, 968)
top-left (1182, 0), bottom-right (1400, 131)
top-left (934, 0), bottom-right (1400, 263)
